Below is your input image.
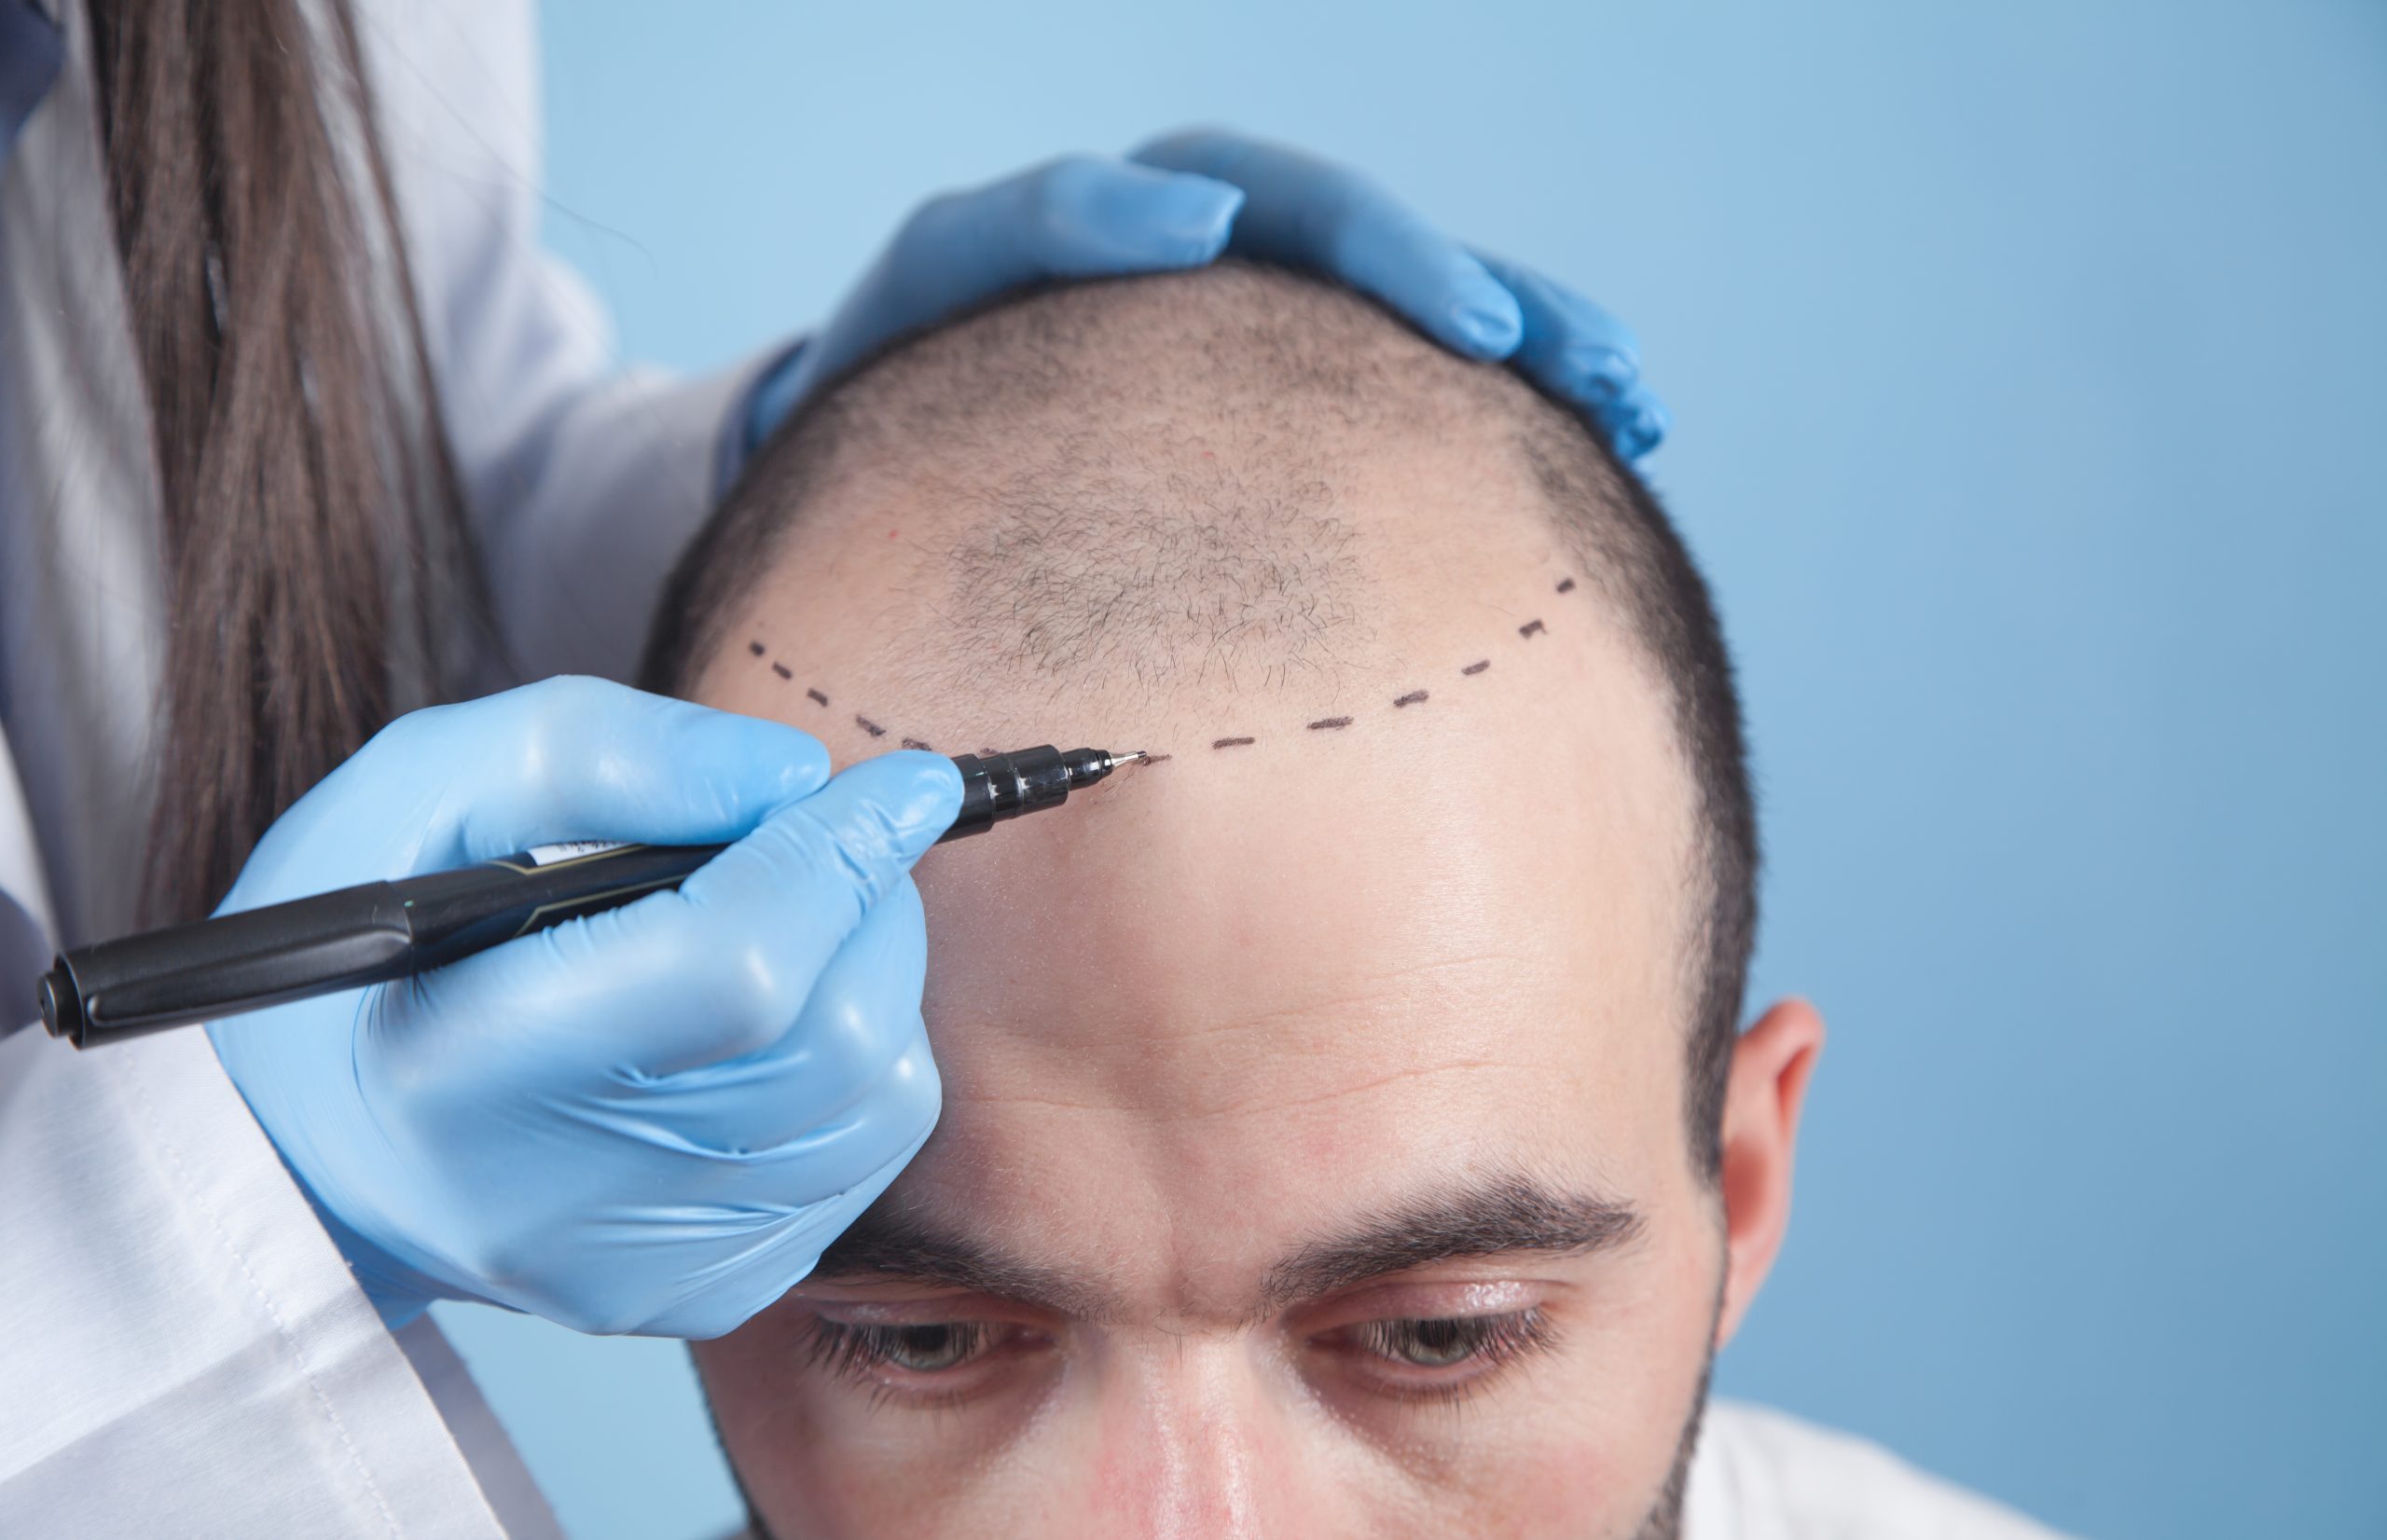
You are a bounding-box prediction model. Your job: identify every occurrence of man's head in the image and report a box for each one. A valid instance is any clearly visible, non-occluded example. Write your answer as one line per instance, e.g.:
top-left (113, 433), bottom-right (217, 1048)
top-left (650, 265), bottom-right (1822, 1539)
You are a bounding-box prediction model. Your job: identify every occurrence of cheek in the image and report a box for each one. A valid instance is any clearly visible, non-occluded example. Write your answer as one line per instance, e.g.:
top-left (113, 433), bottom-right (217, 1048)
top-left (1399, 1326), bottom-right (1713, 1532)
top-left (692, 1277), bottom-right (1718, 1540)
top-left (689, 1327), bottom-right (903, 1537)
top-left (692, 1321), bottom-right (1073, 1539)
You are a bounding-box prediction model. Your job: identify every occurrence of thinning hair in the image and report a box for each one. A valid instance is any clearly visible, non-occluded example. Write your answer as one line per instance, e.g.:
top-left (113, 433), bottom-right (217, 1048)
top-left (644, 264), bottom-right (1757, 1183)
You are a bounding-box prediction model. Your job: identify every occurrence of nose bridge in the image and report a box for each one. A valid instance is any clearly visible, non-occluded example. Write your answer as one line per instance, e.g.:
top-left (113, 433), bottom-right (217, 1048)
top-left (1097, 1333), bottom-right (1280, 1540)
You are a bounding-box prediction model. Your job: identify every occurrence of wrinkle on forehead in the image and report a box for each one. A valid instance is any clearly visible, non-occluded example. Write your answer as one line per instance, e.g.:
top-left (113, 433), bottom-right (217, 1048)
top-left (932, 942), bottom-right (1596, 1123)
top-left (951, 1052), bottom-right (1517, 1126)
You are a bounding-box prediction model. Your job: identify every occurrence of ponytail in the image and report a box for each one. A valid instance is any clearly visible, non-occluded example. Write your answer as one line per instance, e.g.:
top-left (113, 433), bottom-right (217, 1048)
top-left (89, 0), bottom-right (487, 922)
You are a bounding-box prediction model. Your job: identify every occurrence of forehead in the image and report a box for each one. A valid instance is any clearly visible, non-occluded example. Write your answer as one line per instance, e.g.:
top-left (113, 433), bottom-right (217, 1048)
top-left (691, 424), bottom-right (1704, 1275)
top-left (923, 691), bottom-right (1689, 1266)
top-left (702, 585), bottom-right (1699, 1300)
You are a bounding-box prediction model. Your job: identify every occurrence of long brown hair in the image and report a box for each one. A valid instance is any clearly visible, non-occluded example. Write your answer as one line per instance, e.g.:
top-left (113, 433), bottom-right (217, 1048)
top-left (88, 0), bottom-right (486, 923)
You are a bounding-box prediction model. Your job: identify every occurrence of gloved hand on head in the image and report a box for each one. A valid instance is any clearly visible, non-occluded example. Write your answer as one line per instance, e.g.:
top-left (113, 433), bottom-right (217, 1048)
top-left (206, 676), bottom-right (960, 1339)
top-left (747, 127), bottom-right (1668, 464)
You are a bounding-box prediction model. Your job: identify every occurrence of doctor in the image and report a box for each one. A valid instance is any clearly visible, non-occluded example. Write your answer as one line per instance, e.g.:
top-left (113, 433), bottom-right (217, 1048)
top-left (0, 2), bottom-right (1663, 1533)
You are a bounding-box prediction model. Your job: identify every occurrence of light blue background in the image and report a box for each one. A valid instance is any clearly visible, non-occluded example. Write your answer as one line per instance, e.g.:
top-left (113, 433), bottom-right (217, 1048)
top-left (434, 4), bottom-right (2387, 1537)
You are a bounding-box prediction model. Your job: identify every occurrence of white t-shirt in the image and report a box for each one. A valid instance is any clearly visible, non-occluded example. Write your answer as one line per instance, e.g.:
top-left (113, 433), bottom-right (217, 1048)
top-left (1688, 1401), bottom-right (2074, 1540)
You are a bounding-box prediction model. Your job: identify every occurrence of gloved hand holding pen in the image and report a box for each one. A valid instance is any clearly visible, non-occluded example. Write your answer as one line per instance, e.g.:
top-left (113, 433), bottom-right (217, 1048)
top-left (208, 131), bottom-right (1669, 1350)
top-left (205, 676), bottom-right (961, 1339)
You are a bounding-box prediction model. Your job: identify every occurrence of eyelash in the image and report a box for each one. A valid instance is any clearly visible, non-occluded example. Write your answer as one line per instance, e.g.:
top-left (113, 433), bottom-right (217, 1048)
top-left (802, 1308), bottom-right (1557, 1408)
top-left (1339, 1309), bottom-right (1558, 1402)
top-left (803, 1319), bottom-right (998, 1383)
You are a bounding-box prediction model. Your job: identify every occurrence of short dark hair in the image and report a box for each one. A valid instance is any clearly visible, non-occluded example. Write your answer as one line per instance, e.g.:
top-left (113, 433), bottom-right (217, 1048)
top-left (644, 264), bottom-right (1757, 1183)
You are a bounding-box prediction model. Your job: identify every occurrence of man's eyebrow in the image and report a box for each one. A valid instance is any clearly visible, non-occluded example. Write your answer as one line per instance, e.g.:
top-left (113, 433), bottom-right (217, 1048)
top-left (807, 1201), bottom-right (1125, 1322)
top-left (807, 1176), bottom-right (1640, 1324)
top-left (1257, 1173), bottom-right (1645, 1314)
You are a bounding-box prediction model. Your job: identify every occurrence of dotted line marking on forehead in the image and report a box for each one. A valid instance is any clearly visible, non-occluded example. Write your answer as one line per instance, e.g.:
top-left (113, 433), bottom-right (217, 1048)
top-left (740, 566), bottom-right (1593, 766)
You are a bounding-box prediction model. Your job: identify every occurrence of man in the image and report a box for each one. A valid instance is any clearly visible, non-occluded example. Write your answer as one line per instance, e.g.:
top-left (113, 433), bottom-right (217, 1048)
top-left (642, 265), bottom-right (2066, 1538)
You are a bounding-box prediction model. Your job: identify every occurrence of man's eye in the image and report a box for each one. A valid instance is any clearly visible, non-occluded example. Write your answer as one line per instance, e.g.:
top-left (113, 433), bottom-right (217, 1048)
top-left (1353, 1310), bottom-right (1550, 1370)
top-left (1376, 1316), bottom-right (1483, 1368)
top-left (807, 1320), bottom-right (991, 1379)
top-left (874, 1323), bottom-right (986, 1372)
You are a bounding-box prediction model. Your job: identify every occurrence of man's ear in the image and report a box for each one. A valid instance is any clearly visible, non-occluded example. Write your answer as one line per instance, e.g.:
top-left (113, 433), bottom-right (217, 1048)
top-left (1714, 998), bottom-right (1825, 1349)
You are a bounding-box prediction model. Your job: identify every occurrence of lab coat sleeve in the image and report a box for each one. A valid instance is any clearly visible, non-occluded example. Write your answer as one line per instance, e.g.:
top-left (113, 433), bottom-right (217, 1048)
top-left (0, 1022), bottom-right (513, 1537)
top-left (356, 0), bottom-right (783, 686)
top-left (0, 6), bottom-right (531, 1528)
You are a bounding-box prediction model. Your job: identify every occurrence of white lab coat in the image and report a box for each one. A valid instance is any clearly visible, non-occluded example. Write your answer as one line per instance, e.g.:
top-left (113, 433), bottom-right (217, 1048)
top-left (0, 0), bottom-right (764, 1533)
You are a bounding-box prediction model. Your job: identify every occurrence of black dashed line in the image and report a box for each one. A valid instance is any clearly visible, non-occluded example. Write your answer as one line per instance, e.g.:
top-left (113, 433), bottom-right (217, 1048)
top-left (1519, 619), bottom-right (1546, 639)
top-left (1462, 660), bottom-right (1491, 676)
top-left (1557, 577), bottom-right (1577, 594)
top-left (770, 663), bottom-right (792, 681)
top-left (1213, 736), bottom-right (1257, 749)
top-left (1141, 753), bottom-right (1172, 765)
top-left (901, 737), bottom-right (932, 751)
top-left (1393, 690), bottom-right (1428, 708)
top-left (1307, 716), bottom-right (1354, 731)
top-left (855, 715), bottom-right (887, 737)
top-left (747, 640), bottom-right (766, 656)
top-left (806, 688), bottom-right (829, 707)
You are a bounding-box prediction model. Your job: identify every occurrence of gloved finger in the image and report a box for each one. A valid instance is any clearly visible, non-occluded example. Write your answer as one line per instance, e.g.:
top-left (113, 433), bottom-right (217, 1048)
top-left (675, 749), bottom-right (959, 969)
top-left (1471, 251), bottom-right (1643, 404)
top-left (224, 678), bottom-right (832, 906)
top-left (1616, 388), bottom-right (1674, 462)
top-left (793, 156), bottom-right (1245, 394)
top-left (1130, 127), bottom-right (1523, 360)
top-left (684, 1024), bottom-right (939, 1219)
top-left (640, 1055), bottom-right (937, 1340)
top-left (470, 1025), bottom-right (937, 1338)
top-left (419, 750), bottom-right (959, 1077)
top-left (631, 876), bottom-right (937, 1152)
top-left (1471, 250), bottom-right (1668, 461)
top-left (429, 678), bottom-right (835, 862)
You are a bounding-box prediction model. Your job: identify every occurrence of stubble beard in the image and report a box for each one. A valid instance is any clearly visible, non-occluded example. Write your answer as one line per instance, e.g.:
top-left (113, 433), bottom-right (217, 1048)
top-left (1624, 1350), bottom-right (1715, 1540)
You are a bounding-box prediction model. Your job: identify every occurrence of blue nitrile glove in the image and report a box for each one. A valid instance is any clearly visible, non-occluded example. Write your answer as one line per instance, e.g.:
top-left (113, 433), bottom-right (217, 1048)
top-left (205, 676), bottom-right (961, 1339)
top-left (746, 129), bottom-right (1667, 463)
top-left (1132, 131), bottom-right (1671, 462)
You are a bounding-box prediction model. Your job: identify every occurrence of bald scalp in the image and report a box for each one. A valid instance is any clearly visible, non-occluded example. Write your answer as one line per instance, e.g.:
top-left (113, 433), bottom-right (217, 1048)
top-left (643, 263), bottom-right (1755, 1181)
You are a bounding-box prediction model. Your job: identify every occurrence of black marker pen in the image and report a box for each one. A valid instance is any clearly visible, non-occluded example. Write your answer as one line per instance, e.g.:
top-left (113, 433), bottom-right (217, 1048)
top-left (36, 745), bottom-right (1142, 1049)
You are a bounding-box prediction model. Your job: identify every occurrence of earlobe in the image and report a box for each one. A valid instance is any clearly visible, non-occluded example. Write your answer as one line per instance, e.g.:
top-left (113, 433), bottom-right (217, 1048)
top-left (1713, 997), bottom-right (1825, 1349)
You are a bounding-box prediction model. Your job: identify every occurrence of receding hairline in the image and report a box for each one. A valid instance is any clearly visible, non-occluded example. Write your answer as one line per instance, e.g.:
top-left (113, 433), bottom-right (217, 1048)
top-left (645, 263), bottom-right (1759, 1184)
top-left (649, 265), bottom-right (1645, 699)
